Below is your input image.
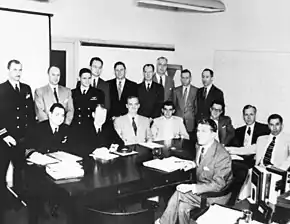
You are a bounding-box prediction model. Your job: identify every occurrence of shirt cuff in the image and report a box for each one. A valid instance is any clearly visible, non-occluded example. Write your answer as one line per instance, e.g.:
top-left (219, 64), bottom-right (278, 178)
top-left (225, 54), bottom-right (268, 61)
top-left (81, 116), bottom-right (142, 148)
top-left (191, 184), bottom-right (196, 194)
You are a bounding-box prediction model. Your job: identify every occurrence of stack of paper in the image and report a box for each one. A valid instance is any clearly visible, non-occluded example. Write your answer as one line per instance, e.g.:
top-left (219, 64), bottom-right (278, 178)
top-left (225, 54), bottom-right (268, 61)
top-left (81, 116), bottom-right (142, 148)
top-left (139, 142), bottom-right (164, 149)
top-left (90, 147), bottom-right (119, 160)
top-left (47, 151), bottom-right (82, 163)
top-left (27, 152), bottom-right (60, 166)
top-left (143, 156), bottom-right (195, 172)
top-left (46, 161), bottom-right (84, 180)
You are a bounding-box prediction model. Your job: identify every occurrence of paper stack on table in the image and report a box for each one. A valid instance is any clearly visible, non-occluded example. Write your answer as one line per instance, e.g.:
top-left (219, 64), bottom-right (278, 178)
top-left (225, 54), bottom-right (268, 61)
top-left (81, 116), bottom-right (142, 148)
top-left (27, 152), bottom-right (60, 166)
top-left (139, 142), bottom-right (164, 149)
top-left (47, 151), bottom-right (82, 162)
top-left (46, 161), bottom-right (84, 180)
top-left (90, 147), bottom-right (119, 160)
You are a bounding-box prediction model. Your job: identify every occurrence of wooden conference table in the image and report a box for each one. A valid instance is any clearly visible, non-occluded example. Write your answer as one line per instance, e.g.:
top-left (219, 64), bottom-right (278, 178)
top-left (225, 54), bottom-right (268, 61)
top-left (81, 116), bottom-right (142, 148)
top-left (22, 138), bottom-right (196, 224)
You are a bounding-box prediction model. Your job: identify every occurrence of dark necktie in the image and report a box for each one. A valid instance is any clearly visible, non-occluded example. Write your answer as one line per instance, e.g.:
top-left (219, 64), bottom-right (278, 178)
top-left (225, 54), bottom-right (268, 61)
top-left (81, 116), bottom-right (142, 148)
top-left (15, 84), bottom-right (20, 93)
top-left (93, 79), bottom-right (96, 88)
top-left (159, 76), bottom-right (163, 86)
top-left (247, 127), bottom-right (251, 136)
top-left (203, 87), bottom-right (207, 99)
top-left (83, 89), bottom-right (86, 95)
top-left (263, 136), bottom-right (276, 166)
top-left (53, 87), bottom-right (59, 103)
top-left (183, 87), bottom-right (188, 104)
top-left (132, 117), bottom-right (137, 136)
top-left (53, 128), bottom-right (58, 135)
top-left (147, 83), bottom-right (150, 91)
top-left (198, 147), bottom-right (205, 165)
top-left (117, 81), bottom-right (122, 100)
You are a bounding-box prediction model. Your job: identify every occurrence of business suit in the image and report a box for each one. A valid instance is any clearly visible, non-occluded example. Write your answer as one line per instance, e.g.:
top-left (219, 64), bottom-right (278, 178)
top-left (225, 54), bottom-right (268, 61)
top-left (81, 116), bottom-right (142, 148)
top-left (153, 74), bottom-right (174, 101)
top-left (107, 78), bottom-right (138, 118)
top-left (35, 84), bottom-right (74, 125)
top-left (217, 116), bottom-right (235, 146)
top-left (196, 85), bottom-right (224, 121)
top-left (137, 81), bottom-right (164, 118)
top-left (71, 86), bottom-right (104, 129)
top-left (173, 85), bottom-right (198, 132)
top-left (114, 114), bottom-right (152, 145)
top-left (160, 140), bottom-right (233, 224)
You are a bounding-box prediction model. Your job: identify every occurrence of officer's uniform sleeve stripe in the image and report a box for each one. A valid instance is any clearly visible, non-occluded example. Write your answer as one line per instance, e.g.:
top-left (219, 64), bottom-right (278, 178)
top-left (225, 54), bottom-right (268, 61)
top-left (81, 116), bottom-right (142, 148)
top-left (0, 128), bottom-right (7, 136)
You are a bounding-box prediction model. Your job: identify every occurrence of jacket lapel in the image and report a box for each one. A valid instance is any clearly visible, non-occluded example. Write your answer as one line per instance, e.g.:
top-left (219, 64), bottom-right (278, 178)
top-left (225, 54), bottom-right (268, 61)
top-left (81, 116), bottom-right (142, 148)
top-left (198, 141), bottom-right (217, 166)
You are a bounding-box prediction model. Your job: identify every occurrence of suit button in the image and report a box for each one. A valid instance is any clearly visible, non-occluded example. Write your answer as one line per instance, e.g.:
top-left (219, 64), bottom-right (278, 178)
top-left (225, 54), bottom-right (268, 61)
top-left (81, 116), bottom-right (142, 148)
top-left (88, 108), bottom-right (90, 110)
top-left (78, 122), bottom-right (81, 124)
top-left (25, 115), bottom-right (28, 117)
top-left (16, 107), bottom-right (20, 110)
top-left (88, 115), bottom-right (90, 117)
top-left (47, 150), bottom-right (50, 153)
top-left (78, 115), bottom-right (81, 117)
top-left (17, 126), bottom-right (20, 129)
top-left (25, 124), bottom-right (28, 127)
top-left (25, 105), bottom-right (28, 108)
top-left (78, 108), bottom-right (81, 110)
top-left (17, 117), bottom-right (20, 120)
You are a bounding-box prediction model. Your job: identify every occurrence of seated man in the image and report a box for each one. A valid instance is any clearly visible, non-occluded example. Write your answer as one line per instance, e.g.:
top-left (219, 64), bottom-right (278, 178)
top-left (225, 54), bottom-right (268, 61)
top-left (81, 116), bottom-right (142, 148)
top-left (72, 104), bottom-right (124, 157)
top-left (209, 100), bottom-right (235, 146)
top-left (156, 118), bottom-right (233, 224)
top-left (228, 114), bottom-right (290, 171)
top-left (114, 96), bottom-right (152, 145)
top-left (151, 101), bottom-right (189, 140)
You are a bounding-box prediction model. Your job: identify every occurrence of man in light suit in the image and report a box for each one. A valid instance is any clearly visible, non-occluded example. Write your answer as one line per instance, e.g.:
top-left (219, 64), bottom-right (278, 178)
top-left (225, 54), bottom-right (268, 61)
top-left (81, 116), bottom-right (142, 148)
top-left (35, 66), bottom-right (74, 125)
top-left (156, 118), bottom-right (233, 224)
top-left (173, 69), bottom-right (198, 133)
top-left (196, 68), bottom-right (224, 121)
top-left (107, 61), bottom-right (138, 118)
top-left (209, 100), bottom-right (235, 146)
top-left (138, 64), bottom-right (164, 119)
top-left (114, 96), bottom-right (152, 145)
top-left (151, 101), bottom-right (189, 141)
top-left (153, 56), bottom-right (174, 101)
top-left (228, 114), bottom-right (290, 171)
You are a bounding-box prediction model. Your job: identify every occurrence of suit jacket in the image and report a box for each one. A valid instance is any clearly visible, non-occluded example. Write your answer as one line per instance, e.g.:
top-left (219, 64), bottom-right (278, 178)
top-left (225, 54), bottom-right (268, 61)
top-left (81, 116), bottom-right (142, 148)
top-left (107, 78), bottom-right (138, 118)
top-left (151, 116), bottom-right (189, 140)
top-left (71, 86), bottom-right (104, 128)
top-left (196, 85), bottom-right (224, 121)
top-left (195, 140), bottom-right (233, 203)
top-left (152, 74), bottom-right (174, 101)
top-left (24, 120), bottom-right (71, 155)
top-left (173, 85), bottom-right (198, 132)
top-left (114, 114), bottom-right (151, 145)
top-left (34, 84), bottom-right (74, 125)
top-left (137, 82), bottom-right (164, 118)
top-left (0, 81), bottom-right (35, 141)
top-left (217, 116), bottom-right (235, 146)
top-left (232, 122), bottom-right (270, 147)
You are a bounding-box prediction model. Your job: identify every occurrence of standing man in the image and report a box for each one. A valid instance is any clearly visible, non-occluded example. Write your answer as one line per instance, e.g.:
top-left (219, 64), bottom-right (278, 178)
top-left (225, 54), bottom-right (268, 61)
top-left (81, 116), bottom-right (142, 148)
top-left (173, 69), bottom-right (198, 134)
top-left (153, 56), bottom-right (174, 101)
top-left (0, 59), bottom-right (35, 220)
top-left (89, 57), bottom-right (110, 111)
top-left (107, 61), bottom-right (138, 118)
top-left (196, 68), bottom-right (224, 121)
top-left (35, 66), bottom-right (74, 125)
top-left (138, 64), bottom-right (164, 119)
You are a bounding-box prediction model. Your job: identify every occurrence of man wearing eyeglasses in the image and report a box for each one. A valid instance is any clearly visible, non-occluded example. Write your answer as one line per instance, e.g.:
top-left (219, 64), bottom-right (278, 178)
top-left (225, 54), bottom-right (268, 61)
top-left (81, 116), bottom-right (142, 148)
top-left (209, 100), bottom-right (235, 146)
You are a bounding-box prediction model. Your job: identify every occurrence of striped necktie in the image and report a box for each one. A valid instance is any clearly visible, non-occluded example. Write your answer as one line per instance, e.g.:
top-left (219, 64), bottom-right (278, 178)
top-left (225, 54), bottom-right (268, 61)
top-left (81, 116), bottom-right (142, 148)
top-left (263, 136), bottom-right (276, 166)
top-left (198, 147), bottom-right (205, 165)
top-left (132, 117), bottom-right (137, 136)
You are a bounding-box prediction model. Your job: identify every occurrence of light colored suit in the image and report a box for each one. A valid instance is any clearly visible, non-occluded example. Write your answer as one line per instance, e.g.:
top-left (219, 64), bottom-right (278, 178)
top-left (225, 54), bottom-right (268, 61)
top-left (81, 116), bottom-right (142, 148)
top-left (153, 74), bottom-right (174, 101)
top-left (228, 133), bottom-right (290, 170)
top-left (114, 114), bottom-right (152, 145)
top-left (160, 140), bottom-right (233, 224)
top-left (151, 116), bottom-right (189, 141)
top-left (173, 85), bottom-right (198, 132)
top-left (34, 84), bottom-right (74, 125)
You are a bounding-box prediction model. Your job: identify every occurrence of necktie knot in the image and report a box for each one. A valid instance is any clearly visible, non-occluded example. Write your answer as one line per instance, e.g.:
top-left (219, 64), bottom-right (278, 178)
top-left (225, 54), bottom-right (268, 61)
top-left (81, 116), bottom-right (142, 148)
top-left (198, 147), bottom-right (205, 165)
top-left (159, 76), bottom-right (163, 86)
top-left (273, 136), bottom-right (276, 141)
top-left (53, 87), bottom-right (59, 103)
top-left (247, 127), bottom-right (251, 135)
top-left (147, 83), bottom-right (150, 91)
top-left (132, 117), bottom-right (137, 136)
top-left (15, 84), bottom-right (20, 92)
top-left (93, 79), bottom-right (96, 87)
top-left (82, 89), bottom-right (86, 95)
top-left (203, 87), bottom-right (207, 99)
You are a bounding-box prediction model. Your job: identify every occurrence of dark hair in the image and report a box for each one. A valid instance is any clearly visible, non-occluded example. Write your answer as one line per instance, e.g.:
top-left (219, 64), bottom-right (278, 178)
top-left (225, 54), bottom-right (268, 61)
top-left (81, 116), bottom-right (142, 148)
top-left (127, 95), bottom-right (139, 104)
top-left (268, 114), bottom-right (283, 124)
top-left (202, 68), bottom-right (214, 77)
top-left (243, 105), bottom-right (257, 114)
top-left (143, 64), bottom-right (155, 72)
top-left (79, 68), bottom-right (92, 77)
top-left (47, 66), bottom-right (60, 74)
top-left (197, 118), bottom-right (217, 133)
top-left (49, 103), bottom-right (65, 113)
top-left (7, 59), bottom-right (21, 69)
top-left (211, 99), bottom-right (225, 112)
top-left (181, 69), bottom-right (191, 77)
top-left (157, 56), bottom-right (168, 63)
top-left (89, 57), bottom-right (103, 67)
top-left (114, 61), bottom-right (126, 70)
top-left (162, 101), bottom-right (175, 110)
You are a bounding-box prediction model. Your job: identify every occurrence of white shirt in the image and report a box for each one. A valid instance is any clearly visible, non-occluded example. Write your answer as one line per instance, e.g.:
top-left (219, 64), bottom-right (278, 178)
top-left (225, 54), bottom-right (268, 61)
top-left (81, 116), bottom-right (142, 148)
top-left (49, 122), bottom-right (59, 134)
top-left (91, 76), bottom-right (99, 87)
top-left (243, 123), bottom-right (255, 146)
top-left (145, 81), bottom-right (152, 89)
top-left (9, 80), bottom-right (20, 91)
top-left (196, 140), bottom-right (214, 165)
top-left (182, 85), bottom-right (190, 102)
top-left (49, 83), bottom-right (58, 95)
top-left (128, 114), bottom-right (138, 127)
top-left (155, 72), bottom-right (168, 87)
top-left (204, 83), bottom-right (213, 97)
top-left (116, 78), bottom-right (126, 93)
top-left (80, 86), bottom-right (89, 94)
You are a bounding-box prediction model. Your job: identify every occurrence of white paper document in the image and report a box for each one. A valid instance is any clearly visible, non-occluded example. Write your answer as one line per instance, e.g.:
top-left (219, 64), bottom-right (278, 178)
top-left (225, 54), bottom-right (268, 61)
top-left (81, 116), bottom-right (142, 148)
top-left (27, 152), bottom-right (60, 166)
top-left (197, 204), bottom-right (243, 224)
top-left (90, 147), bottom-right (119, 160)
top-left (47, 151), bottom-right (82, 162)
top-left (231, 154), bottom-right (244, 161)
top-left (139, 142), bottom-right (164, 149)
top-left (46, 161), bottom-right (84, 180)
top-left (143, 156), bottom-right (195, 172)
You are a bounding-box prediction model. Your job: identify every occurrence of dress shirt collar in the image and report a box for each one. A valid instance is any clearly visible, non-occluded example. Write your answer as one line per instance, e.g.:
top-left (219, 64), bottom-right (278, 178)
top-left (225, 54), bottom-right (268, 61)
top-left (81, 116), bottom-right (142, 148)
top-left (204, 83), bottom-right (213, 94)
top-left (197, 140), bottom-right (214, 158)
top-left (92, 76), bottom-right (99, 87)
top-left (80, 86), bottom-right (90, 94)
top-left (49, 121), bottom-right (59, 134)
top-left (8, 79), bottom-right (20, 90)
top-left (145, 80), bottom-right (152, 88)
top-left (116, 78), bottom-right (126, 87)
top-left (49, 83), bottom-right (58, 93)
top-left (155, 72), bottom-right (168, 85)
top-left (128, 114), bottom-right (138, 124)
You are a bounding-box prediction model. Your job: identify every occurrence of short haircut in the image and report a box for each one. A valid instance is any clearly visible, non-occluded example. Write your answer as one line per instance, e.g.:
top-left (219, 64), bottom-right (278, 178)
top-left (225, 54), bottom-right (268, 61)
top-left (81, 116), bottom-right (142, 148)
top-left (202, 68), bottom-right (214, 77)
top-left (163, 101), bottom-right (175, 110)
top-left (181, 69), bottom-right (191, 77)
top-left (143, 64), bottom-right (155, 72)
top-left (197, 118), bottom-right (217, 133)
top-left (47, 65), bottom-right (59, 74)
top-left (127, 95), bottom-right (139, 103)
top-left (242, 105), bottom-right (257, 114)
top-left (89, 57), bottom-right (103, 67)
top-left (157, 56), bottom-right (168, 63)
top-left (49, 103), bottom-right (65, 113)
top-left (268, 114), bottom-right (283, 124)
top-left (114, 61), bottom-right (126, 70)
top-left (211, 99), bottom-right (225, 111)
top-left (79, 68), bottom-right (92, 77)
top-left (7, 59), bottom-right (21, 69)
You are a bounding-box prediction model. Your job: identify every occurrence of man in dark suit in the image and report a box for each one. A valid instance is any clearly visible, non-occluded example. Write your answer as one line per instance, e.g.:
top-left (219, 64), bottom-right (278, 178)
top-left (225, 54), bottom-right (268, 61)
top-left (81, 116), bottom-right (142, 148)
top-left (107, 61), bottom-right (138, 118)
top-left (209, 100), bottom-right (235, 146)
top-left (152, 56), bottom-right (174, 101)
top-left (0, 59), bottom-right (35, 220)
top-left (173, 69), bottom-right (198, 133)
top-left (72, 68), bottom-right (105, 130)
top-left (156, 118), bottom-right (232, 224)
top-left (138, 64), bottom-right (164, 119)
top-left (196, 68), bottom-right (224, 121)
